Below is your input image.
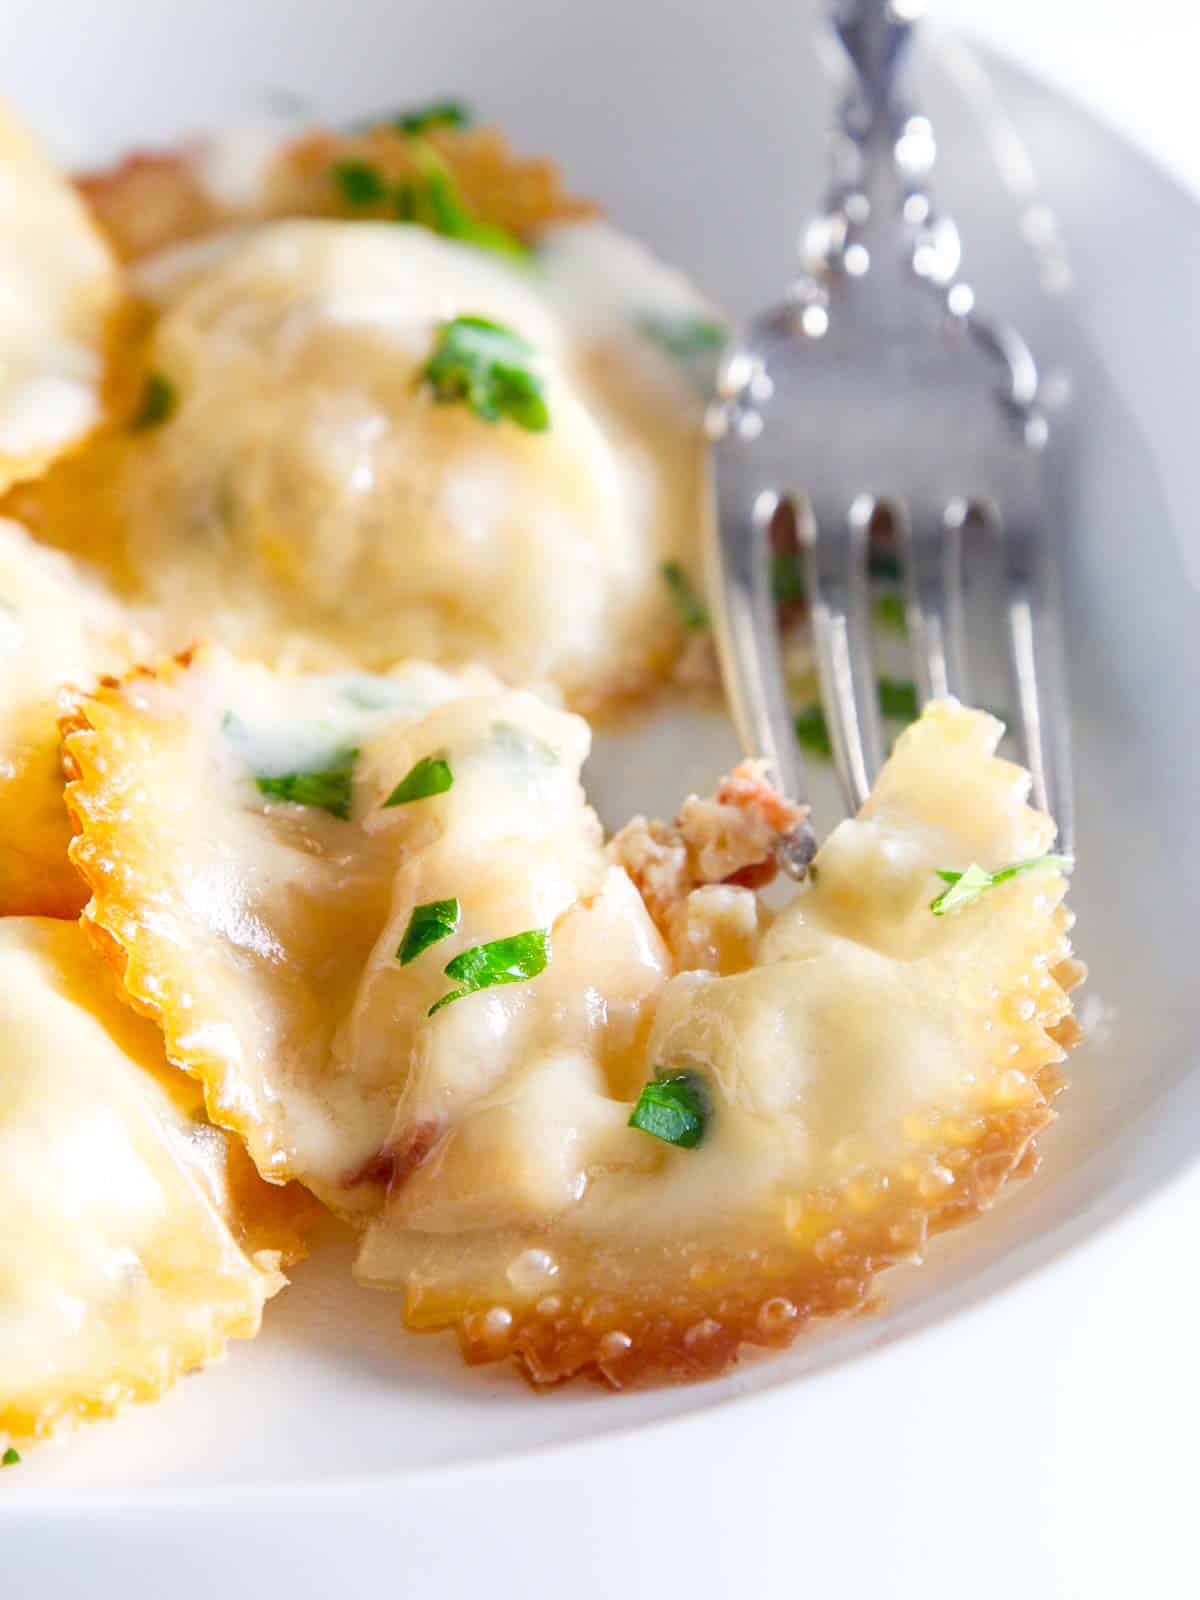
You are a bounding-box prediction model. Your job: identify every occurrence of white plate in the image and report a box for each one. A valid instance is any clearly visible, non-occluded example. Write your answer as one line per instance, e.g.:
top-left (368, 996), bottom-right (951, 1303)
top-left (4, 2), bottom-right (1200, 1593)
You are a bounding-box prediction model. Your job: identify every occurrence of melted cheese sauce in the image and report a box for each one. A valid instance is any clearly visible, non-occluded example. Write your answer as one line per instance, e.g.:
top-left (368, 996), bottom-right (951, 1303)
top-left (25, 217), bottom-right (713, 707)
top-left (0, 918), bottom-right (306, 1440)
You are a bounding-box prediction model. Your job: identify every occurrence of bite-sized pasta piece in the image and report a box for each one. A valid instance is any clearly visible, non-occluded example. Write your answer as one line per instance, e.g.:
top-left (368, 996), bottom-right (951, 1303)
top-left (0, 101), bottom-right (122, 492)
top-left (0, 518), bottom-right (144, 916)
top-left (356, 703), bottom-right (1082, 1385)
top-left (64, 659), bottom-right (1082, 1388)
top-left (0, 917), bottom-right (313, 1447)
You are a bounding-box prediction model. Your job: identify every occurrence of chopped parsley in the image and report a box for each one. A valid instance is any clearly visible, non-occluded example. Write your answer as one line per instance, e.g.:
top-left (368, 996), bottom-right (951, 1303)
top-left (393, 181), bottom-right (418, 221)
top-left (255, 747), bottom-right (358, 820)
top-left (628, 1070), bottom-right (709, 1149)
top-left (637, 313), bottom-right (726, 361)
top-left (384, 754), bottom-right (454, 807)
top-left (873, 590), bottom-right (907, 632)
top-left (329, 141), bottom-right (526, 257)
top-left (868, 545), bottom-right (901, 582)
top-left (393, 98), bottom-right (471, 136)
top-left (131, 372), bottom-right (176, 430)
top-left (412, 145), bottom-right (528, 259)
top-left (397, 898), bottom-right (461, 965)
top-left (2, 1448), bottom-right (20, 1466)
top-left (331, 158), bottom-right (388, 207)
top-left (878, 677), bottom-right (918, 723)
top-left (428, 928), bottom-right (551, 1016)
top-left (793, 703), bottom-right (832, 758)
top-left (421, 316), bottom-right (549, 431)
top-left (770, 551), bottom-right (806, 605)
top-left (930, 853), bottom-right (1073, 916)
top-left (662, 560), bottom-right (709, 632)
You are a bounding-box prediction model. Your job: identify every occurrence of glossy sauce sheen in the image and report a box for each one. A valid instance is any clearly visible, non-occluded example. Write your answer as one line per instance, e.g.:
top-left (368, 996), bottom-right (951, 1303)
top-left (29, 216), bottom-right (714, 708)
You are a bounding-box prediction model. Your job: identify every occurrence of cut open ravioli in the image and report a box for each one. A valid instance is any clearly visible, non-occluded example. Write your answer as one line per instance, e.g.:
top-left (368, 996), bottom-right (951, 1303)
top-left (0, 101), bottom-right (121, 492)
top-left (0, 917), bottom-right (312, 1445)
top-left (0, 517), bottom-right (143, 916)
top-left (63, 658), bottom-right (1082, 1387)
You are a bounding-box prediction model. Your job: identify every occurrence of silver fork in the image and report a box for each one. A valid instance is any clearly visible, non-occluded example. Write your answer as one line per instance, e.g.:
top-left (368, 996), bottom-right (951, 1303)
top-left (705, 0), bottom-right (1073, 872)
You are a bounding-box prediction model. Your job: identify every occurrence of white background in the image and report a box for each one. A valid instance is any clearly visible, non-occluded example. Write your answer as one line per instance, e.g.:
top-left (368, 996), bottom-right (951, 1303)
top-left (940, 0), bottom-right (1200, 195)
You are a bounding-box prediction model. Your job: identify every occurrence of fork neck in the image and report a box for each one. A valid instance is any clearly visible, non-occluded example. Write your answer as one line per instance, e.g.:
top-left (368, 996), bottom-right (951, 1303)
top-left (809, 1), bottom-right (958, 283)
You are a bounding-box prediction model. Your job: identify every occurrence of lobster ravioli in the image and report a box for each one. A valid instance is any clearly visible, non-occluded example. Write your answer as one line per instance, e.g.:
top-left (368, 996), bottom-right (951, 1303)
top-left (63, 654), bottom-right (1081, 1387)
top-left (15, 118), bottom-right (716, 710)
top-left (0, 917), bottom-right (311, 1446)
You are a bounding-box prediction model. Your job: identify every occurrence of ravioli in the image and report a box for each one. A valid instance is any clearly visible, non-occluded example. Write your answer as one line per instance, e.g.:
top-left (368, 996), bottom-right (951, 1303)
top-left (0, 917), bottom-right (312, 1445)
top-left (64, 660), bottom-right (1081, 1387)
top-left (0, 517), bottom-right (143, 917)
top-left (14, 114), bottom-right (715, 711)
top-left (59, 644), bottom-right (652, 1208)
top-left (0, 102), bottom-right (121, 492)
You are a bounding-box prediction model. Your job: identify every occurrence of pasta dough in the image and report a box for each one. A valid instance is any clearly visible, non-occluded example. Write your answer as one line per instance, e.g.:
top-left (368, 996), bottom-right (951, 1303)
top-left (0, 917), bottom-right (312, 1445)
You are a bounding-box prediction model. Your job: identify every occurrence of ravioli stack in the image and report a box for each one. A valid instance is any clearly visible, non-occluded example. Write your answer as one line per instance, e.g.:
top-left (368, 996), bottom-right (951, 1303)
top-left (0, 98), bottom-right (1082, 1454)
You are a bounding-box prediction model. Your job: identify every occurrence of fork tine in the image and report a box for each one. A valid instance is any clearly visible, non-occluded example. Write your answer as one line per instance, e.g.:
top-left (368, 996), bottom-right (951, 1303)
top-left (896, 498), bottom-right (971, 705)
top-left (803, 492), bottom-right (884, 810)
top-left (999, 508), bottom-right (1075, 856)
top-left (706, 451), bottom-right (817, 874)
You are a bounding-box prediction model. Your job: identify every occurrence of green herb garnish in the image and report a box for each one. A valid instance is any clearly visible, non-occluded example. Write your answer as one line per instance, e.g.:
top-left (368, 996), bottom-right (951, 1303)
top-left (428, 928), bottom-right (550, 1016)
top-left (331, 159), bottom-right (388, 207)
top-left (384, 754), bottom-right (454, 807)
top-left (628, 1070), bottom-right (709, 1149)
top-left (868, 546), bottom-right (901, 582)
top-left (397, 898), bottom-right (461, 965)
top-left (878, 677), bottom-right (918, 723)
top-left (255, 747), bottom-right (358, 820)
top-left (770, 551), bottom-right (806, 605)
top-left (930, 854), bottom-right (1073, 916)
top-left (393, 99), bottom-right (471, 136)
top-left (793, 703), bottom-right (832, 758)
top-left (2, 1448), bottom-right (20, 1466)
top-left (873, 590), bottom-right (907, 632)
top-left (662, 560), bottom-right (709, 632)
top-left (131, 372), bottom-right (176, 430)
top-left (637, 313), bottom-right (726, 361)
top-left (421, 315), bottom-right (549, 431)
top-left (412, 145), bottom-right (528, 259)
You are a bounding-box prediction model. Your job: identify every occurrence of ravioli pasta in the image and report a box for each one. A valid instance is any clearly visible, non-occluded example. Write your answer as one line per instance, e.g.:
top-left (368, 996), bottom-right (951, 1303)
top-left (0, 517), bottom-right (142, 917)
top-left (59, 644), bottom-right (631, 1207)
top-left (64, 665), bottom-right (1081, 1387)
top-left (0, 917), bottom-right (312, 1445)
top-left (18, 130), bottom-right (714, 710)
